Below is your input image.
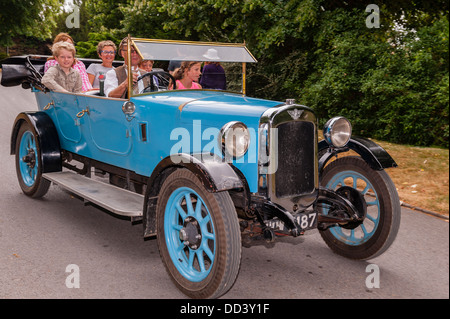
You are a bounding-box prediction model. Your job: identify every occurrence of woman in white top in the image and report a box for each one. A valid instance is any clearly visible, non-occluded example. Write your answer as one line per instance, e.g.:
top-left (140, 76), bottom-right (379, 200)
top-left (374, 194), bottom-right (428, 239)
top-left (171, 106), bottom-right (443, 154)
top-left (86, 40), bottom-right (117, 88)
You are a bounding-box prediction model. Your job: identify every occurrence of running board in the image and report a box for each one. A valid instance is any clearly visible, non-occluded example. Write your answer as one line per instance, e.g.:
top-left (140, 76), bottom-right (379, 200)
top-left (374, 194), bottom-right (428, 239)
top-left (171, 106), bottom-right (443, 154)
top-left (43, 171), bottom-right (144, 217)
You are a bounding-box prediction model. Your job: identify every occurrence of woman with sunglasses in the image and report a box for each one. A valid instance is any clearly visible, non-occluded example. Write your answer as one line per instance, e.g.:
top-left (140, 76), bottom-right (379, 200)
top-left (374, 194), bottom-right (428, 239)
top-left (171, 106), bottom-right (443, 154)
top-left (86, 40), bottom-right (117, 88)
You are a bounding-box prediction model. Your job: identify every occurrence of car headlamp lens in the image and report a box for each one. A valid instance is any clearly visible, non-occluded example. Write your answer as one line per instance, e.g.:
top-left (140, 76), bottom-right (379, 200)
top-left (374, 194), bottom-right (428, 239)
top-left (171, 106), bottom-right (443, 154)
top-left (219, 121), bottom-right (250, 158)
top-left (323, 116), bottom-right (352, 148)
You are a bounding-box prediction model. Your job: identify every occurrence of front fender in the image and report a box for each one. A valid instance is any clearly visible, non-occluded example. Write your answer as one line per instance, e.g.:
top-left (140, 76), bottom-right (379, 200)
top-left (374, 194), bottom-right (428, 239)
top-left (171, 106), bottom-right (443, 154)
top-left (318, 136), bottom-right (397, 173)
top-left (150, 153), bottom-right (244, 193)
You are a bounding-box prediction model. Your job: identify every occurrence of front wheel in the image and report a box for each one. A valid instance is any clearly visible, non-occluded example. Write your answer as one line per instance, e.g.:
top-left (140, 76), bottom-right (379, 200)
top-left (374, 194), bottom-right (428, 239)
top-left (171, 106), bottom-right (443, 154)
top-left (320, 156), bottom-right (401, 260)
top-left (15, 121), bottom-right (51, 198)
top-left (156, 169), bottom-right (241, 298)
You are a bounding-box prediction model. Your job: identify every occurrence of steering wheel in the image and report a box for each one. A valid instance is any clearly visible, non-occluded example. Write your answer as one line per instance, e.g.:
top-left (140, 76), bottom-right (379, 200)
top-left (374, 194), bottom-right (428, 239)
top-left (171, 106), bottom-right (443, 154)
top-left (137, 71), bottom-right (177, 93)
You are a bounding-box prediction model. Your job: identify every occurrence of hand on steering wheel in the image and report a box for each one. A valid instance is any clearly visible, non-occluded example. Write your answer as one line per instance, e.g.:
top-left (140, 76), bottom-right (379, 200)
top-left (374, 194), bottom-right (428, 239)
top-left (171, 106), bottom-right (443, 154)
top-left (137, 71), bottom-right (177, 93)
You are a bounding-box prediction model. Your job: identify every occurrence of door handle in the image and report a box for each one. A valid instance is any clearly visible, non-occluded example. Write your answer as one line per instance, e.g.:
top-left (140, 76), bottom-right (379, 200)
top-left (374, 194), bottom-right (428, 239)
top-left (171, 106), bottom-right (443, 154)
top-left (43, 101), bottom-right (55, 110)
top-left (76, 107), bottom-right (90, 118)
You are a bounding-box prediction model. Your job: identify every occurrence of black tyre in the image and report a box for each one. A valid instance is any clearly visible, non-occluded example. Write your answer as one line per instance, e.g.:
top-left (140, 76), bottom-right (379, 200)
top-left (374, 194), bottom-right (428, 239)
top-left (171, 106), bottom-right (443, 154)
top-left (320, 156), bottom-right (401, 260)
top-left (15, 121), bottom-right (51, 198)
top-left (156, 169), bottom-right (241, 298)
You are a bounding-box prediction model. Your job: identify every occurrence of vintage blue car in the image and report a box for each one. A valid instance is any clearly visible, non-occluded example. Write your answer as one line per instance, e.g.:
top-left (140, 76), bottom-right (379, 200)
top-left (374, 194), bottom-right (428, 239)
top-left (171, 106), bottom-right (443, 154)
top-left (1, 37), bottom-right (400, 299)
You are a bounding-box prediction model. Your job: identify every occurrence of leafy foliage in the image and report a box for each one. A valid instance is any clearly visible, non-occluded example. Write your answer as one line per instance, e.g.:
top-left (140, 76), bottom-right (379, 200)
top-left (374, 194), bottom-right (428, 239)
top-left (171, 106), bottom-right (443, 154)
top-left (298, 9), bottom-right (449, 147)
top-left (0, 0), bottom-right (61, 46)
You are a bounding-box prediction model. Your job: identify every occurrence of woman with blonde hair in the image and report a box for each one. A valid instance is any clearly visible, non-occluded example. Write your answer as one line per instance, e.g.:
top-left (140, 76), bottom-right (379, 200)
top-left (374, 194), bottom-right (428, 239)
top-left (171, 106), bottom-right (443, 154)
top-left (44, 32), bottom-right (92, 91)
top-left (42, 41), bottom-right (82, 93)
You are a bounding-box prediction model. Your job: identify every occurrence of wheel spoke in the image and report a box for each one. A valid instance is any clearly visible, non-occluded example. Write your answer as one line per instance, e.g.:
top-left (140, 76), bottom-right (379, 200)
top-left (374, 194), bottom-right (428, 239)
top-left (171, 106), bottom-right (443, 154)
top-left (202, 244), bottom-right (214, 261)
top-left (30, 136), bottom-right (36, 150)
top-left (362, 184), bottom-right (371, 195)
top-left (188, 249), bottom-right (195, 270)
top-left (203, 231), bottom-right (215, 240)
top-left (366, 213), bottom-right (377, 223)
top-left (172, 224), bottom-right (183, 231)
top-left (349, 229), bottom-right (356, 242)
top-left (176, 242), bottom-right (185, 252)
top-left (199, 214), bottom-right (211, 228)
top-left (196, 251), bottom-right (206, 272)
top-left (184, 194), bottom-right (195, 215)
top-left (360, 223), bottom-right (369, 236)
top-left (336, 176), bottom-right (345, 187)
top-left (26, 135), bottom-right (32, 150)
top-left (194, 198), bottom-right (203, 218)
top-left (175, 202), bottom-right (187, 220)
top-left (366, 199), bottom-right (379, 206)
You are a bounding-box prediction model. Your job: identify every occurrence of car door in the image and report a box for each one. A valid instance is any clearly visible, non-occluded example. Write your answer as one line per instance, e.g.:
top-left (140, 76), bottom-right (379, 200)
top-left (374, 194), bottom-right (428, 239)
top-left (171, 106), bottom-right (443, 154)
top-left (79, 94), bottom-right (133, 160)
top-left (46, 92), bottom-right (82, 145)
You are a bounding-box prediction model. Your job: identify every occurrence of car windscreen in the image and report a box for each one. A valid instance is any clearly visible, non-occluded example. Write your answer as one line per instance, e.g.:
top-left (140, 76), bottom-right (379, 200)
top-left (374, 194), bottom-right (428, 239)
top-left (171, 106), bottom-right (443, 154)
top-left (132, 39), bottom-right (257, 63)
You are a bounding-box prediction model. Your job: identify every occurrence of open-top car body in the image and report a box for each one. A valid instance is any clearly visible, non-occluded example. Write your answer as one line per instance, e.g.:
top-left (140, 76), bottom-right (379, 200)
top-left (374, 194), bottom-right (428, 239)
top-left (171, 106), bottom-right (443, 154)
top-left (2, 37), bottom-right (401, 299)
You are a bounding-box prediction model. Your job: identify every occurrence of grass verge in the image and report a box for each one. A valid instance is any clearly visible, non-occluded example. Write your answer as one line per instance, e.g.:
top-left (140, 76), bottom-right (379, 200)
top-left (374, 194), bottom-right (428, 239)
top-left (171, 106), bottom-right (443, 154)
top-left (376, 140), bottom-right (449, 217)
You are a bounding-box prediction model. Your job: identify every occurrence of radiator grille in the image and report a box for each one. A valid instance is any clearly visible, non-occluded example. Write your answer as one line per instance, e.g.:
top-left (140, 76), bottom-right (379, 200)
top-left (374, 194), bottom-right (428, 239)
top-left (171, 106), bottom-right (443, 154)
top-left (275, 121), bottom-right (315, 197)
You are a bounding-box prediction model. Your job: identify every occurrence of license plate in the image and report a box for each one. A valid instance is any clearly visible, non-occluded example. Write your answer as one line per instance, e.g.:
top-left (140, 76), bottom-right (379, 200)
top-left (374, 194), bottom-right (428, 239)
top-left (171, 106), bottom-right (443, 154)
top-left (265, 211), bottom-right (317, 233)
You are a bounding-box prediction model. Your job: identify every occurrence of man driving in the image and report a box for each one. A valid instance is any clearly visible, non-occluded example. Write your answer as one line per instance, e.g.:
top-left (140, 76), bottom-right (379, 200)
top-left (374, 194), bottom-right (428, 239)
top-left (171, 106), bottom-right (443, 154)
top-left (104, 37), bottom-right (148, 98)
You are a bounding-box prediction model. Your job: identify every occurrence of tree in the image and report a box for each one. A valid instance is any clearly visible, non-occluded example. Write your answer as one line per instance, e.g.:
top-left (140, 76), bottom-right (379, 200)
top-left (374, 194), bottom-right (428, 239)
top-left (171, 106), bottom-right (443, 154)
top-left (72, 0), bottom-right (130, 57)
top-left (52, 0), bottom-right (91, 44)
top-left (84, 0), bottom-right (128, 31)
top-left (0, 0), bottom-right (61, 46)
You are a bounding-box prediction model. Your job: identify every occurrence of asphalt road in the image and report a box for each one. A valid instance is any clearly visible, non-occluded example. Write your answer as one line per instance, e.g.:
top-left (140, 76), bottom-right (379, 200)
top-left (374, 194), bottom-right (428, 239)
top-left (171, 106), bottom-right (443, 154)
top-left (0, 80), bottom-right (448, 300)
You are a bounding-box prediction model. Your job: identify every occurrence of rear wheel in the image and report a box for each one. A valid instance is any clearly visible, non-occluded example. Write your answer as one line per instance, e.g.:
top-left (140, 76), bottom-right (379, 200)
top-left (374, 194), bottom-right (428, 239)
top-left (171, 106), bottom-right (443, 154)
top-left (15, 122), bottom-right (51, 198)
top-left (156, 169), bottom-right (241, 298)
top-left (320, 156), bottom-right (401, 260)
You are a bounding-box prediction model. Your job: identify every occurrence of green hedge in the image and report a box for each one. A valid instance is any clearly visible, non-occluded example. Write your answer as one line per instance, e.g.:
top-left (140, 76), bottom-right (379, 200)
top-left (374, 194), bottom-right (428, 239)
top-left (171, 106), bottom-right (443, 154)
top-left (247, 10), bottom-right (449, 148)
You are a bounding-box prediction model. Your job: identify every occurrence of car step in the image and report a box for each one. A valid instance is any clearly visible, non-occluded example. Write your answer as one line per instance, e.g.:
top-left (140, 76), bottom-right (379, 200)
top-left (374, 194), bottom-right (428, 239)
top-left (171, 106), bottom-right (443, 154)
top-left (42, 171), bottom-right (144, 217)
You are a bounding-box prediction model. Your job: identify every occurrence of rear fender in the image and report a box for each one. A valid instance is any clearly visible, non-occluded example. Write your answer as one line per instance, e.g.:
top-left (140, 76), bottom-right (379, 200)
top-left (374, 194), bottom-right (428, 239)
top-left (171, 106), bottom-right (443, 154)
top-left (11, 112), bottom-right (62, 173)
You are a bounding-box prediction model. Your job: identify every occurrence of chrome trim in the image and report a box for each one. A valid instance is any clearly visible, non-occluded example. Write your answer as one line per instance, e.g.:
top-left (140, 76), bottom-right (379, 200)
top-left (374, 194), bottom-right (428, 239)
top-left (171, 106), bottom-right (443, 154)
top-left (323, 116), bottom-right (352, 148)
top-left (127, 34), bottom-right (132, 100)
top-left (122, 101), bottom-right (136, 114)
top-left (258, 103), bottom-right (319, 211)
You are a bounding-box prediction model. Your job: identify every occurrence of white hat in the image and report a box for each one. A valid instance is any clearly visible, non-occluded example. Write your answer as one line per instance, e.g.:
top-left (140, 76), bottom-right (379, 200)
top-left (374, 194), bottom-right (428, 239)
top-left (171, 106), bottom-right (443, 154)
top-left (203, 48), bottom-right (220, 60)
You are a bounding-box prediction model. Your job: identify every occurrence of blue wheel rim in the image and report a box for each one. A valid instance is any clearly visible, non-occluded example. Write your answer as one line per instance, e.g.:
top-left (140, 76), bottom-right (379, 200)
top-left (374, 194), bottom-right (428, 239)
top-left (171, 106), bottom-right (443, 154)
top-left (324, 170), bottom-right (380, 245)
top-left (18, 131), bottom-right (39, 187)
top-left (164, 187), bottom-right (216, 282)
